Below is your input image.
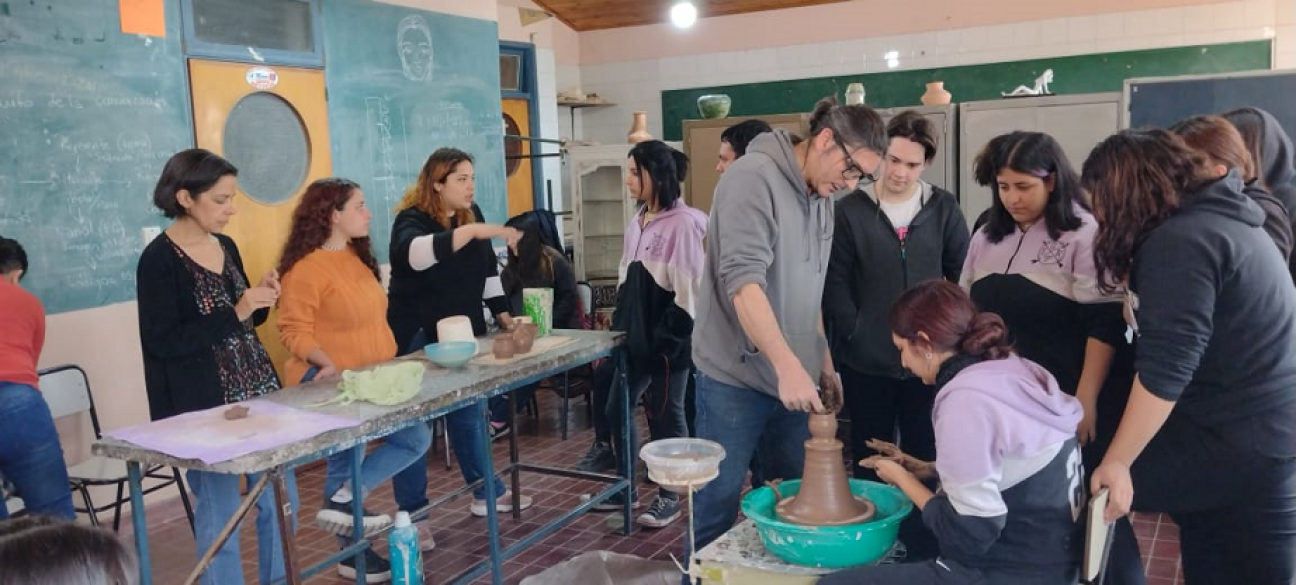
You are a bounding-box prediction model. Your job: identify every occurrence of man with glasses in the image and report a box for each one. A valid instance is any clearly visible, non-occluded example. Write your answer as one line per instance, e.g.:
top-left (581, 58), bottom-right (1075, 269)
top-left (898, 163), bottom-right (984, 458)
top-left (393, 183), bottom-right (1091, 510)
top-left (822, 113), bottom-right (968, 559)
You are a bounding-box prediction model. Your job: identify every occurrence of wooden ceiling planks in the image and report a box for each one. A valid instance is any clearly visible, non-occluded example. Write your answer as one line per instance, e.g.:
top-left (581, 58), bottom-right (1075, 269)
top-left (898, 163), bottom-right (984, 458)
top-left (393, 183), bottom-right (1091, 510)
top-left (532, 0), bottom-right (849, 31)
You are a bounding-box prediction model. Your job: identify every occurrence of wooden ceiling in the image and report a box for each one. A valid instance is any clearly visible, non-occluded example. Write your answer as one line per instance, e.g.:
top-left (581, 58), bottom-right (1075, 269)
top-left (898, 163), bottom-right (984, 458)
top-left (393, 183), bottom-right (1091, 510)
top-left (532, 0), bottom-right (851, 32)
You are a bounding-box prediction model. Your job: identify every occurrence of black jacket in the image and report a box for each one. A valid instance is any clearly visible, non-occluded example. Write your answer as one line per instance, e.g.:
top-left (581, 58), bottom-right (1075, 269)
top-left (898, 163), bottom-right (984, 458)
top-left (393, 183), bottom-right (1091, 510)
top-left (386, 204), bottom-right (509, 349)
top-left (502, 247), bottom-right (580, 330)
top-left (823, 183), bottom-right (969, 377)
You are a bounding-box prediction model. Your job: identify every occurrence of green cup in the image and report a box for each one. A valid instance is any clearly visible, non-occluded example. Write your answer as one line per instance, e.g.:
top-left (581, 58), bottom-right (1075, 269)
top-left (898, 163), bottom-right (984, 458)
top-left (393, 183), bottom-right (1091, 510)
top-left (522, 287), bottom-right (554, 337)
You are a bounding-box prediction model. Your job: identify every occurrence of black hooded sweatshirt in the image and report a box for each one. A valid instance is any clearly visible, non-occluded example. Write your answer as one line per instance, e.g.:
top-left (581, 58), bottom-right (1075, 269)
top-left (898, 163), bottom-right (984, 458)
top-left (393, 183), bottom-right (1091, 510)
top-left (1130, 171), bottom-right (1296, 458)
top-left (1248, 109), bottom-right (1296, 278)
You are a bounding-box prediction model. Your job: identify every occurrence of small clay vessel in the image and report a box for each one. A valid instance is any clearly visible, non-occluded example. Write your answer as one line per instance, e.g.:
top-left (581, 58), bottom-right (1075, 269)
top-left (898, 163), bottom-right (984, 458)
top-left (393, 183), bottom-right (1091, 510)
top-left (492, 334), bottom-right (516, 359)
top-left (513, 322), bottom-right (538, 353)
top-left (224, 405), bottom-right (250, 420)
top-left (775, 412), bottom-right (876, 526)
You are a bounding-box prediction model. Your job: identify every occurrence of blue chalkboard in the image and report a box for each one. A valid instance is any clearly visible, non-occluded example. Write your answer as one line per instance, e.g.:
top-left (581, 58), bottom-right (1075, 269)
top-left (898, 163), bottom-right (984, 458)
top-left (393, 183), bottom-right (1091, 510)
top-left (0, 0), bottom-right (192, 314)
top-left (322, 1), bottom-right (507, 263)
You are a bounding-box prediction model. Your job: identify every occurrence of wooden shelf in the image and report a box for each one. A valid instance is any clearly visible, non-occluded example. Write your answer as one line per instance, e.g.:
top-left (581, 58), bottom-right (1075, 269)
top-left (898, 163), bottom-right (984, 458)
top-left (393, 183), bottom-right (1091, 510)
top-left (558, 100), bottom-right (617, 109)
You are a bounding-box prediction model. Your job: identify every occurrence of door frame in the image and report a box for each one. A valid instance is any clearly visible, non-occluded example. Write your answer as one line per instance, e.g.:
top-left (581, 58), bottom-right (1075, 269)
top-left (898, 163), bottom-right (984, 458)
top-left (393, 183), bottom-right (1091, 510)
top-left (500, 41), bottom-right (545, 212)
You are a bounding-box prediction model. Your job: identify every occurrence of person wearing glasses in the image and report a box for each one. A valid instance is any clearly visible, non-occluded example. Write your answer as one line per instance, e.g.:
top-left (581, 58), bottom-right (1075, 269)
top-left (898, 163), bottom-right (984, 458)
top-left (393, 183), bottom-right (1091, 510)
top-left (959, 131), bottom-right (1143, 584)
top-left (822, 111), bottom-right (969, 494)
top-left (687, 96), bottom-right (887, 562)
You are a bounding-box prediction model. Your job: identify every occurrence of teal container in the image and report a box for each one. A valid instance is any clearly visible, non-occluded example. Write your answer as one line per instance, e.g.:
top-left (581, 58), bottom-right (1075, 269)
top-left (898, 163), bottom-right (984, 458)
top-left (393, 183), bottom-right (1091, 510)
top-left (389, 511), bottom-right (423, 585)
top-left (740, 479), bottom-right (913, 568)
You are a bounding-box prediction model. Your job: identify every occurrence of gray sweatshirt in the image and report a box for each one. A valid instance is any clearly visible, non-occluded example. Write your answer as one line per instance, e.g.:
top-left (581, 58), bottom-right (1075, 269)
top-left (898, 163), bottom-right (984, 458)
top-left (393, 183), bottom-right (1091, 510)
top-left (692, 129), bottom-right (833, 398)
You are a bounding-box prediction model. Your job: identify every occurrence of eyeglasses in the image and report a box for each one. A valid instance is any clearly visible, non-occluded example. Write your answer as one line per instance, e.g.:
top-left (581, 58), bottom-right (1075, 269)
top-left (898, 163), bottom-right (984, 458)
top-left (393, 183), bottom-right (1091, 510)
top-left (837, 140), bottom-right (876, 186)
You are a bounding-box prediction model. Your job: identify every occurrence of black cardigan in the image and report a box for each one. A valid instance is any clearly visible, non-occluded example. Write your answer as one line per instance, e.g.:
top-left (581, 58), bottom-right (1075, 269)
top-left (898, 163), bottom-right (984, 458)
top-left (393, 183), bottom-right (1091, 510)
top-left (136, 233), bottom-right (273, 421)
top-left (387, 204), bottom-right (509, 349)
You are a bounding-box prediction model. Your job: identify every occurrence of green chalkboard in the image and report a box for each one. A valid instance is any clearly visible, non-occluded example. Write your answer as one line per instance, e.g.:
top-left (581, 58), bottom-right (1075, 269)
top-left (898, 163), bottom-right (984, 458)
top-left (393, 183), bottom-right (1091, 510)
top-left (662, 41), bottom-right (1272, 141)
top-left (323, 0), bottom-right (507, 264)
top-left (0, 0), bottom-right (192, 314)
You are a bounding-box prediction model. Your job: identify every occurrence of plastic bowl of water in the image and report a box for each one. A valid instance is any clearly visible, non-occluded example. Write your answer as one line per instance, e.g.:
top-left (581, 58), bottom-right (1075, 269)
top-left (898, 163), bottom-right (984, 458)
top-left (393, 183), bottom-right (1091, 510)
top-left (741, 479), bottom-right (912, 568)
top-left (422, 341), bottom-right (478, 369)
top-left (639, 438), bottom-right (725, 490)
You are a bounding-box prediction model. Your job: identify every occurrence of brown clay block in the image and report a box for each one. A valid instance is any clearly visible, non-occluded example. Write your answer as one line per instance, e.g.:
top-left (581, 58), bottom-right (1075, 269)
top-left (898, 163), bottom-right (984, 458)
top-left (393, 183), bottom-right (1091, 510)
top-left (224, 405), bottom-right (250, 420)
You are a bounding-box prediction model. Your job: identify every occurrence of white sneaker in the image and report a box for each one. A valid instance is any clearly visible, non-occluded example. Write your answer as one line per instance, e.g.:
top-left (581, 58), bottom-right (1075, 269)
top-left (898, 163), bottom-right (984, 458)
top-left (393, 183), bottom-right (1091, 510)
top-left (416, 520), bottom-right (436, 552)
top-left (469, 490), bottom-right (534, 517)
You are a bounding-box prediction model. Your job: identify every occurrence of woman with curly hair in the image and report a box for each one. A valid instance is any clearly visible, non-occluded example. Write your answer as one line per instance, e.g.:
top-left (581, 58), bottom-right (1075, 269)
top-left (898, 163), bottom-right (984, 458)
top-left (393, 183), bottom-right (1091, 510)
top-left (1085, 129), bottom-right (1296, 584)
top-left (277, 177), bottom-right (431, 582)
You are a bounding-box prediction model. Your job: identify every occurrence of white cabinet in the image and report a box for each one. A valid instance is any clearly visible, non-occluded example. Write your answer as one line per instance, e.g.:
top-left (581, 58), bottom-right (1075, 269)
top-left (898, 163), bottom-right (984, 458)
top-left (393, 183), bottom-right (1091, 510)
top-left (566, 142), bottom-right (682, 283)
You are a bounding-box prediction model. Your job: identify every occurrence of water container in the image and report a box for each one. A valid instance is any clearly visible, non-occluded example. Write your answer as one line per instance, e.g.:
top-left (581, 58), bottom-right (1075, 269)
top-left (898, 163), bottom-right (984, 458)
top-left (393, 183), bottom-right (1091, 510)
top-left (389, 511), bottom-right (424, 585)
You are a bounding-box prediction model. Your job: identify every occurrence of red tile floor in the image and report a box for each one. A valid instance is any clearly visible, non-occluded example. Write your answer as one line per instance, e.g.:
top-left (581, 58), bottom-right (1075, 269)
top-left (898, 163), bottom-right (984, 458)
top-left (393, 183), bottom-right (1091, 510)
top-left (123, 389), bottom-right (1183, 584)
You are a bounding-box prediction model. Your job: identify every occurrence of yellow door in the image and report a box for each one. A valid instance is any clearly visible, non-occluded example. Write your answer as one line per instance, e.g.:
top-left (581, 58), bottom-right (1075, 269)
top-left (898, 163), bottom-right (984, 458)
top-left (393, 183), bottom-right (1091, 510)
top-left (502, 98), bottom-right (534, 217)
top-left (188, 60), bottom-right (333, 382)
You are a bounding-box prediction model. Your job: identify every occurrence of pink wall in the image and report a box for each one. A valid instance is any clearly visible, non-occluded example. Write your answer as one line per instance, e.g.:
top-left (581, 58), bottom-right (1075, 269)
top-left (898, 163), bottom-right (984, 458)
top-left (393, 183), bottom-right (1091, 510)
top-left (578, 0), bottom-right (1224, 64)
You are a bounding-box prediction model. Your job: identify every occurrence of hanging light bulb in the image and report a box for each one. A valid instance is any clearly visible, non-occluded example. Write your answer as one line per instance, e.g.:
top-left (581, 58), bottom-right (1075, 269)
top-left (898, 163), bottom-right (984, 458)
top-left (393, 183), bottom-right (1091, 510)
top-left (671, 2), bottom-right (698, 28)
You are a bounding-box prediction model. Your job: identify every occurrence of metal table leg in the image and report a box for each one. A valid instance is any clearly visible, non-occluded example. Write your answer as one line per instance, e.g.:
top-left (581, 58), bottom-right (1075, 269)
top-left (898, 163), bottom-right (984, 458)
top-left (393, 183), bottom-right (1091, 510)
top-left (618, 351), bottom-right (636, 536)
top-left (508, 389), bottom-right (522, 521)
top-left (349, 445), bottom-right (366, 585)
top-left (478, 399), bottom-right (504, 585)
top-left (127, 462), bottom-right (152, 585)
top-left (271, 468), bottom-right (301, 585)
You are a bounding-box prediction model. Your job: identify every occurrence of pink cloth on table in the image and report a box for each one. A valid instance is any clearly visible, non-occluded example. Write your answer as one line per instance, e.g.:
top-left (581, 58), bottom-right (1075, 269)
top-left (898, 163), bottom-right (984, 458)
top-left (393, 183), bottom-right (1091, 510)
top-left (104, 400), bottom-right (361, 465)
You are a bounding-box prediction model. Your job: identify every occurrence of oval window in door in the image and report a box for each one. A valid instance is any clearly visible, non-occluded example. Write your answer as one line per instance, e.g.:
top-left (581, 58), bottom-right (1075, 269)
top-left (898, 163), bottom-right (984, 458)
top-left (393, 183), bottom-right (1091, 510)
top-left (503, 112), bottom-right (522, 177)
top-left (222, 92), bottom-right (310, 205)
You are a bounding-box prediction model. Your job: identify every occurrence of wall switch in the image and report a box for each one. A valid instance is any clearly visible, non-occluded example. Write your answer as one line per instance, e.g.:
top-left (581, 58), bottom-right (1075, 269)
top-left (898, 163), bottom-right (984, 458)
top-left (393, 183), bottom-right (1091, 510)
top-left (141, 226), bottom-right (162, 248)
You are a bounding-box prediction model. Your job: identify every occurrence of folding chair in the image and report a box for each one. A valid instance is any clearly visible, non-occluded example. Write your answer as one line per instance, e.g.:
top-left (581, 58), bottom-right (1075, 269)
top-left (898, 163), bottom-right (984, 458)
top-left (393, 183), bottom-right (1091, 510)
top-left (39, 365), bottom-right (195, 533)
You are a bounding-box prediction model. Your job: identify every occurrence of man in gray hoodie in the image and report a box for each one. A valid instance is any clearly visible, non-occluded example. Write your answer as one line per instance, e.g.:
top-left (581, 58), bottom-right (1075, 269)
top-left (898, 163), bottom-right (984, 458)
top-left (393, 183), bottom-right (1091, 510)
top-left (688, 98), bottom-right (887, 561)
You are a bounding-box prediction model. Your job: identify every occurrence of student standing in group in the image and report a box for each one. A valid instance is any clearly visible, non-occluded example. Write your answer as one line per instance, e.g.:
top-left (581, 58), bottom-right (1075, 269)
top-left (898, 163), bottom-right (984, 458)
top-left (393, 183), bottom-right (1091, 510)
top-left (820, 281), bottom-right (1084, 585)
top-left (0, 237), bottom-right (76, 522)
top-left (1223, 107), bottom-right (1296, 277)
top-left (715, 119), bottom-right (773, 174)
top-left (1086, 129), bottom-right (1296, 584)
top-left (823, 111), bottom-right (968, 484)
top-left (960, 131), bottom-right (1142, 584)
top-left (688, 97), bottom-right (887, 560)
top-left (386, 148), bottom-right (533, 533)
top-left (136, 149), bottom-right (296, 585)
top-left (277, 177), bottom-right (432, 582)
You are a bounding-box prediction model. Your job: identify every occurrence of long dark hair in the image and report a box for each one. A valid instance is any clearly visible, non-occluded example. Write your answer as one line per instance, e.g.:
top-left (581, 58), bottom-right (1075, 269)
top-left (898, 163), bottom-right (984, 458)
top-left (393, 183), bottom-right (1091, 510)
top-left (1082, 129), bottom-right (1216, 292)
top-left (628, 140), bottom-right (689, 210)
top-left (890, 280), bottom-right (1012, 360)
top-left (278, 178), bottom-right (380, 281)
top-left (973, 131), bottom-right (1088, 243)
top-left (501, 216), bottom-right (553, 287)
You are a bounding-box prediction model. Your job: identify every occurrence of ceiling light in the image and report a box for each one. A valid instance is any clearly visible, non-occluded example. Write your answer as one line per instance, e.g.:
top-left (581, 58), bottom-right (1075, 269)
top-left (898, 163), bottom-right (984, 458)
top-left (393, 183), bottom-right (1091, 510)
top-left (671, 2), bottom-right (698, 28)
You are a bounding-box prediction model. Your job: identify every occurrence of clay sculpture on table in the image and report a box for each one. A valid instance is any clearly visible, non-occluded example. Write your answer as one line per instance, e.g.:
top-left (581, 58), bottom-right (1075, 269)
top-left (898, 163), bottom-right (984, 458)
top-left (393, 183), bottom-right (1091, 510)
top-left (492, 334), bottom-right (516, 360)
top-left (224, 405), bottom-right (250, 420)
top-left (773, 373), bottom-right (877, 526)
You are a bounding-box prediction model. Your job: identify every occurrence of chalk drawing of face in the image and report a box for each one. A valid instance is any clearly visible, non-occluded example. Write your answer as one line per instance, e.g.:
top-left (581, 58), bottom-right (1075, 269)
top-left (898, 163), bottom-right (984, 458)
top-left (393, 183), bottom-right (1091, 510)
top-left (398, 15), bottom-right (433, 82)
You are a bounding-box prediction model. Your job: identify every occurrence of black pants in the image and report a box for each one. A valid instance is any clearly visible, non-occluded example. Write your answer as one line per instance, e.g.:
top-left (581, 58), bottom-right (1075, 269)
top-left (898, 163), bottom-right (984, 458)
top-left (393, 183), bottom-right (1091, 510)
top-left (1130, 414), bottom-right (1296, 585)
top-left (840, 366), bottom-right (937, 482)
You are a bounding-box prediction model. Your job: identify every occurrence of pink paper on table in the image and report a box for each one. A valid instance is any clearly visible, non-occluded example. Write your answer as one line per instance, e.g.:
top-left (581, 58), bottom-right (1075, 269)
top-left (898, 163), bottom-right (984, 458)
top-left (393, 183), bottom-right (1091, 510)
top-left (104, 401), bottom-right (361, 465)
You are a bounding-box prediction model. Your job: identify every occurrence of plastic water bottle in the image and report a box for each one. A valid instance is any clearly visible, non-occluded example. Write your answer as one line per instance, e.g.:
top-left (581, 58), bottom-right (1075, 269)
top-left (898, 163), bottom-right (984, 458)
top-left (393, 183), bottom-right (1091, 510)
top-left (389, 511), bottom-right (424, 585)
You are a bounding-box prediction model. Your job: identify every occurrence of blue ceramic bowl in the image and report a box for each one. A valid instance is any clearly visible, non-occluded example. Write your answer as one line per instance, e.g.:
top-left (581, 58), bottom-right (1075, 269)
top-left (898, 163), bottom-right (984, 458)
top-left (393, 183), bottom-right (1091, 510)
top-left (740, 479), bottom-right (912, 568)
top-left (422, 341), bottom-right (478, 369)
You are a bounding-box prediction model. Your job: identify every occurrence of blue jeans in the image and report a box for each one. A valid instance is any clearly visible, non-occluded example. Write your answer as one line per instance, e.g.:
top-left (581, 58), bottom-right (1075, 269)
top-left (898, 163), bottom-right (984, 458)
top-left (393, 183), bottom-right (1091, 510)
top-left (392, 330), bottom-right (505, 509)
top-left (303, 368), bottom-right (432, 504)
top-left (0, 382), bottom-right (75, 520)
top-left (187, 469), bottom-right (299, 585)
top-left (688, 373), bottom-right (809, 557)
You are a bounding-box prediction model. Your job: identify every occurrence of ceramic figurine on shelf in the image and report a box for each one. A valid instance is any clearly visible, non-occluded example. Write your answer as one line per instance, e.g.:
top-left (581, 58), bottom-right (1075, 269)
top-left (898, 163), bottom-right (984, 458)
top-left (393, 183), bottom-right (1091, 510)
top-left (1002, 69), bottom-right (1055, 97)
top-left (627, 111), bottom-right (654, 143)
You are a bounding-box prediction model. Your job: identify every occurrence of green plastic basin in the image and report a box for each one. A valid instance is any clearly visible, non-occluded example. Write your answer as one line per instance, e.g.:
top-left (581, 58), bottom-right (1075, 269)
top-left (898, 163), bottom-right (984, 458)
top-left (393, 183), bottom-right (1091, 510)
top-left (740, 479), bottom-right (913, 568)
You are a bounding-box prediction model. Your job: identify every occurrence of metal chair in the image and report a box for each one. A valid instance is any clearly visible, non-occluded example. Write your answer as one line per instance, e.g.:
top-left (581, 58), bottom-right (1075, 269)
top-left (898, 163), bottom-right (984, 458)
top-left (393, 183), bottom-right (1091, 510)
top-left (39, 365), bottom-right (195, 533)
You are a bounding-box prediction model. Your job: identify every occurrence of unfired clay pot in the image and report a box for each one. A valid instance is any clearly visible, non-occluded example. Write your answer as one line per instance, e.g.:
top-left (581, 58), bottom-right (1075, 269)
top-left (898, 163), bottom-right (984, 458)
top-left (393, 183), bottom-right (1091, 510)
top-left (513, 322), bottom-right (537, 354)
top-left (492, 334), bottom-right (516, 359)
top-left (775, 412), bottom-right (876, 526)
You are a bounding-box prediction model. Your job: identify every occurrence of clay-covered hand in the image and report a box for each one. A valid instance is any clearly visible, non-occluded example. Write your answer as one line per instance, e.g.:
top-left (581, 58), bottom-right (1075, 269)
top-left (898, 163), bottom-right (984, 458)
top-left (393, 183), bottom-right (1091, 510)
top-left (873, 459), bottom-right (915, 486)
top-left (817, 371), bottom-right (843, 414)
top-left (861, 439), bottom-right (936, 479)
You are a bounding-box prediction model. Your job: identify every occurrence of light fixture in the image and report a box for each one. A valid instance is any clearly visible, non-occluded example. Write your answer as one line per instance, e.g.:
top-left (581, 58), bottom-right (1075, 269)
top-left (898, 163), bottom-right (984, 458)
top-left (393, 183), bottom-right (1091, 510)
top-left (884, 50), bottom-right (900, 69)
top-left (671, 2), bottom-right (698, 28)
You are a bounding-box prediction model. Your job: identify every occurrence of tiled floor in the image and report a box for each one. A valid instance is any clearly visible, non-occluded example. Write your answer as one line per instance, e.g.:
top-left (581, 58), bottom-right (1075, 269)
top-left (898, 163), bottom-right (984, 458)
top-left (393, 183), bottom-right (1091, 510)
top-left (124, 389), bottom-right (1184, 584)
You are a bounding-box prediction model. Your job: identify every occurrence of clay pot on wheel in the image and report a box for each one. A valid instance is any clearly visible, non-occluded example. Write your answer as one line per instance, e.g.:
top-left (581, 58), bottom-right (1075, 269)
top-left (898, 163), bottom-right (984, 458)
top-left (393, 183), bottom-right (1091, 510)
top-left (492, 334), bottom-right (516, 360)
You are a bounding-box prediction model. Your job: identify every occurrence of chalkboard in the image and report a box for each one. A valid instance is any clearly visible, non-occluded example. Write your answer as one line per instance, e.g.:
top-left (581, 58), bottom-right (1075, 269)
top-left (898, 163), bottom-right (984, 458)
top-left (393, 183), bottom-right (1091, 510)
top-left (1125, 69), bottom-right (1296, 138)
top-left (660, 41), bottom-right (1272, 142)
top-left (0, 0), bottom-right (192, 314)
top-left (323, 0), bottom-right (507, 264)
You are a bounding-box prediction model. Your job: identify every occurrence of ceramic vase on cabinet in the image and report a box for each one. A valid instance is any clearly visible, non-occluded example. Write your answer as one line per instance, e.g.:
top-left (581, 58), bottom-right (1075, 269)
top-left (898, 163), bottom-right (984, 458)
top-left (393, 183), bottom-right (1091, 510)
top-left (627, 111), bottom-right (654, 143)
top-left (920, 82), bottom-right (952, 105)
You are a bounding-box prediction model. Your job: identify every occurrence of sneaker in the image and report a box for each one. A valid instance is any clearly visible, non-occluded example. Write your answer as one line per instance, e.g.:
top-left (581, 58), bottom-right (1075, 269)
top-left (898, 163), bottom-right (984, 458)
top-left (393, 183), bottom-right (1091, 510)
top-left (316, 499), bottom-right (393, 536)
top-left (588, 490), bottom-right (640, 512)
top-left (636, 495), bottom-right (682, 528)
top-left (337, 548), bottom-right (392, 583)
top-left (415, 520), bottom-right (436, 553)
top-left (489, 422), bottom-right (511, 441)
top-left (574, 441), bottom-right (616, 473)
top-left (469, 490), bottom-right (534, 517)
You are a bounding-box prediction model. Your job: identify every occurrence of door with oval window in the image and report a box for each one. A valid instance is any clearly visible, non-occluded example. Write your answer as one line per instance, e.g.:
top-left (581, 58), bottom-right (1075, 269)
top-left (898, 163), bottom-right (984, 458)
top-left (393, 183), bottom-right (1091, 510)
top-left (188, 59), bottom-right (333, 380)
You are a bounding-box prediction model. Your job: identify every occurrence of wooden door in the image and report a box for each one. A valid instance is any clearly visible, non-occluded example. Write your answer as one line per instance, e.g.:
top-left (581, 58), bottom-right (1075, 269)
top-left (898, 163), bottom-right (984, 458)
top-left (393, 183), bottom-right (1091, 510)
top-left (502, 98), bottom-right (534, 217)
top-left (188, 60), bottom-right (333, 381)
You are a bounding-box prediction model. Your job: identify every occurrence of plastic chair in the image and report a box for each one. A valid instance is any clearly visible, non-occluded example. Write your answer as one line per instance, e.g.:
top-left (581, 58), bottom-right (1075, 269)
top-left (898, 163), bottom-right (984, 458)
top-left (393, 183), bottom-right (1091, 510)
top-left (38, 365), bottom-right (195, 533)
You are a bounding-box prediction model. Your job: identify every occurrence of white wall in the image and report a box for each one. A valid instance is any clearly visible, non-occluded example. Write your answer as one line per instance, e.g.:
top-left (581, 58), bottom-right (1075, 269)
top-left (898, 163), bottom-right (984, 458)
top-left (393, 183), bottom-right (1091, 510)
top-left (570, 0), bottom-right (1290, 145)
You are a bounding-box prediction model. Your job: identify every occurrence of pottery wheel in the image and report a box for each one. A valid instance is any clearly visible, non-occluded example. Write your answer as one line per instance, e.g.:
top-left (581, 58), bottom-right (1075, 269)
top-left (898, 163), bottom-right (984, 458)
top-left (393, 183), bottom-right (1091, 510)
top-left (776, 495), bottom-right (876, 526)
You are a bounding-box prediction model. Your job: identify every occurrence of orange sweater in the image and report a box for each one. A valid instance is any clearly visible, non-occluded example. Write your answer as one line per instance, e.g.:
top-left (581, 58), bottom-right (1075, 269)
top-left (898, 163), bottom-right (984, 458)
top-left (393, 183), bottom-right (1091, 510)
top-left (278, 249), bottom-right (397, 385)
top-left (0, 280), bottom-right (44, 387)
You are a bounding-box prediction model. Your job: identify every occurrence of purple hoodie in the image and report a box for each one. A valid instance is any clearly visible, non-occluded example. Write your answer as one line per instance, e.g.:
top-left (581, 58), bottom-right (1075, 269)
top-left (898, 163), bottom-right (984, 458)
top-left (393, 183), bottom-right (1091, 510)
top-left (934, 355), bottom-right (1082, 519)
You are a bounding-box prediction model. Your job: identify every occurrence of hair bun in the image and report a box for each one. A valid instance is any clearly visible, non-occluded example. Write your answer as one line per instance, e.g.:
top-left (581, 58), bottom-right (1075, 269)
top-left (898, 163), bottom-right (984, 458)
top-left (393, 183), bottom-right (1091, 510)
top-left (960, 312), bottom-right (1011, 359)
